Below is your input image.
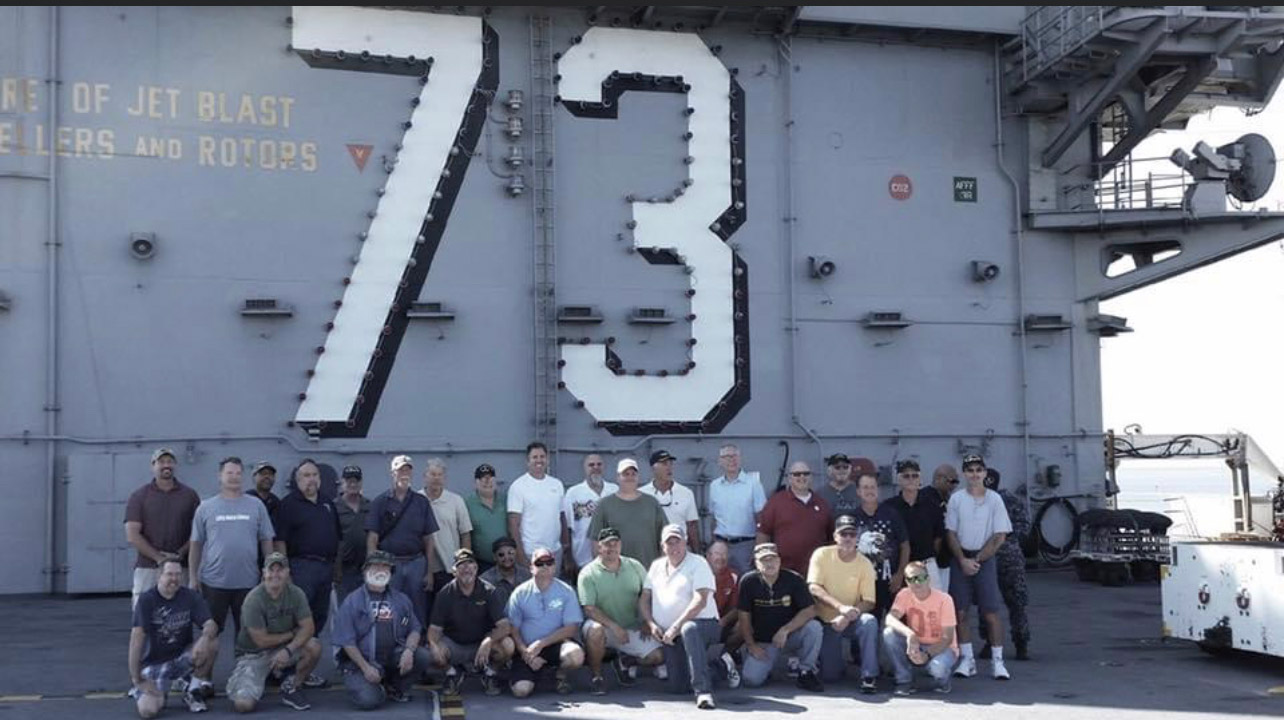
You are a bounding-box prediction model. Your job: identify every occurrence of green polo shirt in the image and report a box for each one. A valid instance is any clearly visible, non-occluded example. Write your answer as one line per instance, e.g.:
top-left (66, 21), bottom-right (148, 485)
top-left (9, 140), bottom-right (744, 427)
top-left (576, 556), bottom-right (648, 630)
top-left (466, 491), bottom-right (508, 564)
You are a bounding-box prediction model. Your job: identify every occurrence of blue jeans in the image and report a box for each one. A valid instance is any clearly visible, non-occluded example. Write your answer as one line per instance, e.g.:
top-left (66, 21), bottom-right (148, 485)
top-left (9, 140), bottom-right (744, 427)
top-left (290, 558), bottom-right (334, 636)
top-left (881, 628), bottom-right (955, 689)
top-left (740, 620), bottom-right (822, 687)
top-left (341, 647), bottom-right (432, 710)
top-left (662, 618), bottom-right (724, 695)
top-left (390, 555), bottom-right (427, 630)
top-left (819, 614), bottom-right (880, 682)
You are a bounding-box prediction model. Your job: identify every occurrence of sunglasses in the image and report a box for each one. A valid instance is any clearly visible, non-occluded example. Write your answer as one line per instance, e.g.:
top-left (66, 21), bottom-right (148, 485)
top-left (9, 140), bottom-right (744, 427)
top-left (906, 575), bottom-right (930, 585)
top-left (946, 478), bottom-right (959, 485)
top-left (790, 471), bottom-right (812, 477)
top-left (533, 558), bottom-right (556, 568)
top-left (837, 530), bottom-right (858, 538)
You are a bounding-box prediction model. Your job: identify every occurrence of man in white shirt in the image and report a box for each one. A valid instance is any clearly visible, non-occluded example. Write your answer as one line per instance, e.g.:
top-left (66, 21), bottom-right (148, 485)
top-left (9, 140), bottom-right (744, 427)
top-left (706, 443), bottom-right (765, 574)
top-left (639, 450), bottom-right (701, 553)
top-left (639, 524), bottom-right (739, 710)
top-left (562, 454), bottom-right (617, 580)
top-left (507, 442), bottom-right (568, 570)
top-left (422, 458), bottom-right (474, 618)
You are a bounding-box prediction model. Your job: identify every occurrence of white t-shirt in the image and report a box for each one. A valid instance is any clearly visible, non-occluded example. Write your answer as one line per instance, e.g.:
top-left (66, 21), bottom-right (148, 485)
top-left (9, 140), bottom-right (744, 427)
top-left (945, 488), bottom-right (1013, 552)
top-left (422, 488), bottom-right (473, 573)
top-left (644, 552), bottom-right (719, 629)
top-left (639, 481), bottom-right (699, 528)
top-left (507, 472), bottom-right (565, 557)
top-left (563, 480), bottom-right (619, 567)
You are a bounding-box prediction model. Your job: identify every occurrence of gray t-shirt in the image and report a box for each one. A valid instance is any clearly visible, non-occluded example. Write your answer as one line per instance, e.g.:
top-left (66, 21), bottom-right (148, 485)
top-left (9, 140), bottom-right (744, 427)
top-left (815, 482), bottom-right (860, 519)
top-left (945, 488), bottom-right (1013, 552)
top-left (191, 494), bottom-right (276, 589)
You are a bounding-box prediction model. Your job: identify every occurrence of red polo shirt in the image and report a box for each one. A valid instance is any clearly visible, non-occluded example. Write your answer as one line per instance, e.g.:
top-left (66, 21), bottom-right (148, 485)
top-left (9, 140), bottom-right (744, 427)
top-left (757, 490), bottom-right (834, 574)
top-left (713, 565), bottom-right (739, 618)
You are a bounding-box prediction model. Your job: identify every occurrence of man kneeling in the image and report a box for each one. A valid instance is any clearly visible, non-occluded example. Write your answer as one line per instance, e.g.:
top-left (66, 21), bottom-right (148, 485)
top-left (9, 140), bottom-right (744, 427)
top-left (882, 561), bottom-right (958, 695)
top-left (428, 549), bottom-right (515, 696)
top-left (737, 544), bottom-right (824, 691)
top-left (507, 547), bottom-right (585, 697)
top-left (332, 550), bottom-right (434, 709)
top-left (130, 558), bottom-right (219, 716)
top-left (579, 527), bottom-right (665, 694)
top-left (225, 553), bottom-right (322, 713)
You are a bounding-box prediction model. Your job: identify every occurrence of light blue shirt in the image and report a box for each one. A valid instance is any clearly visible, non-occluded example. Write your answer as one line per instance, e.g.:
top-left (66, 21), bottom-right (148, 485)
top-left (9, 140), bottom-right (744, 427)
top-left (506, 577), bottom-right (584, 645)
top-left (707, 471), bottom-right (767, 538)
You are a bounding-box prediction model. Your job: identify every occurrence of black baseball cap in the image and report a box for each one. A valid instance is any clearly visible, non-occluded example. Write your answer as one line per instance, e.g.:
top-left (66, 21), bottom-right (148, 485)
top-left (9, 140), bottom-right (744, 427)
top-left (475, 463), bottom-right (497, 479)
top-left (895, 459), bottom-right (921, 473)
top-left (826, 453), bottom-right (851, 466)
top-left (597, 527), bottom-right (622, 542)
top-left (341, 465), bottom-right (363, 479)
top-left (962, 453), bottom-right (986, 469)
top-left (650, 449), bottom-right (676, 464)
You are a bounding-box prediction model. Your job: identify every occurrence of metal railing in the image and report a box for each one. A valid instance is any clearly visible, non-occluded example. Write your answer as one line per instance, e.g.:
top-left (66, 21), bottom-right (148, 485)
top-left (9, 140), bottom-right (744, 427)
top-left (1061, 153), bottom-right (1191, 212)
top-left (1017, 6), bottom-right (1110, 83)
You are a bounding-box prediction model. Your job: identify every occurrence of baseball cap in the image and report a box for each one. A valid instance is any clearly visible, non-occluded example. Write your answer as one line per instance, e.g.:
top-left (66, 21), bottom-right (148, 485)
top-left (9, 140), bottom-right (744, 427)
top-left (492, 537), bottom-right (518, 554)
top-left (753, 543), bottom-right (780, 559)
top-left (474, 463), bottom-right (496, 479)
top-left (825, 453), bottom-right (851, 467)
top-left (650, 449), bottom-right (676, 464)
top-left (341, 465), bottom-right (363, 480)
top-left (850, 457), bottom-right (877, 478)
top-left (962, 453), bottom-right (986, 469)
top-left (453, 548), bottom-right (478, 568)
top-left (252, 461), bottom-right (276, 475)
top-left (363, 550), bottom-right (395, 570)
top-left (151, 447), bottom-right (177, 463)
top-left (263, 551), bottom-right (288, 570)
top-left (531, 547), bottom-right (555, 563)
top-left (390, 455), bottom-right (413, 471)
top-left (597, 527), bottom-right (622, 542)
top-left (617, 458), bottom-right (639, 474)
top-left (895, 459), bottom-right (921, 474)
top-left (661, 523), bottom-right (686, 541)
top-left (835, 515), bottom-right (858, 531)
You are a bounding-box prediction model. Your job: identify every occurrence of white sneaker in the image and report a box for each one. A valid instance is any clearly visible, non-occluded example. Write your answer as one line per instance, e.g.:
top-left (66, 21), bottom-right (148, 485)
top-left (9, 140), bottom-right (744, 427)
top-left (954, 656), bottom-right (977, 678)
top-left (654, 664), bottom-right (669, 681)
top-left (720, 652), bottom-right (741, 689)
top-left (182, 690), bottom-right (208, 713)
top-left (696, 693), bottom-right (716, 709)
top-left (992, 658), bottom-right (1011, 680)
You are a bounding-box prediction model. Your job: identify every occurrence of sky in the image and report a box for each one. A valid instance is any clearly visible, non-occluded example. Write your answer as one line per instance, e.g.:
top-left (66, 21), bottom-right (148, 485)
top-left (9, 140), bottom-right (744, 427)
top-left (1101, 94), bottom-right (1284, 467)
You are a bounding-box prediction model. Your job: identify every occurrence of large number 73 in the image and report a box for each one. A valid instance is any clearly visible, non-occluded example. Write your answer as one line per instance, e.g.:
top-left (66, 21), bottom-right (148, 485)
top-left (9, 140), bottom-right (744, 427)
top-left (292, 8), bottom-right (749, 438)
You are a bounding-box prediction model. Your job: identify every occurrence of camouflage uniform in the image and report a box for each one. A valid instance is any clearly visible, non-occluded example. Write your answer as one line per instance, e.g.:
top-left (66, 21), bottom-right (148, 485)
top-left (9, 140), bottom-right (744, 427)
top-left (996, 487), bottom-right (1031, 649)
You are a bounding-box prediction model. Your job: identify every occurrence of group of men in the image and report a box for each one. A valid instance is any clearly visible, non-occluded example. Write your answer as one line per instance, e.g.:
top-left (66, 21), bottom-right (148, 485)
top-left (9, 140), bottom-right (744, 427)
top-left (124, 442), bottom-right (1031, 715)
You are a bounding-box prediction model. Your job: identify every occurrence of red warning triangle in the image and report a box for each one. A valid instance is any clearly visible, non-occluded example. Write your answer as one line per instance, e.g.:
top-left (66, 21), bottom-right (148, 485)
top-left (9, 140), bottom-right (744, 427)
top-left (346, 144), bottom-right (373, 172)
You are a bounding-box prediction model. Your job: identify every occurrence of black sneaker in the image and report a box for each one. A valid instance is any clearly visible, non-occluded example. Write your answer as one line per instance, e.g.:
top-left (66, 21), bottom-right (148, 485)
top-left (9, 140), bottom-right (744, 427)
top-left (443, 666), bottom-right (464, 696)
top-left (796, 670), bottom-right (824, 693)
top-left (556, 674), bottom-right (573, 695)
top-left (860, 676), bottom-right (878, 694)
top-left (385, 684), bottom-right (411, 703)
top-left (894, 683), bottom-right (916, 696)
top-left (279, 682), bottom-right (311, 711)
top-left (590, 675), bottom-right (607, 696)
top-left (301, 672), bottom-right (328, 689)
top-left (611, 656), bottom-right (636, 688)
top-left (182, 690), bottom-right (208, 713)
top-left (480, 670), bottom-right (501, 697)
top-left (1015, 641), bottom-right (1030, 661)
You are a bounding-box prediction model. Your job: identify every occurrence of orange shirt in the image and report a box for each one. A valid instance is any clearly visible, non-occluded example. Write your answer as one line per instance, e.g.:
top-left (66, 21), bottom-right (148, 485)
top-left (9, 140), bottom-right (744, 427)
top-left (890, 587), bottom-right (958, 652)
top-left (713, 565), bottom-right (739, 618)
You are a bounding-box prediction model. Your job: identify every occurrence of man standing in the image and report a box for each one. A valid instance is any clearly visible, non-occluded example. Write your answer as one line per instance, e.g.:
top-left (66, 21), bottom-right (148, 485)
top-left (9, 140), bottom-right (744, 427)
top-left (814, 453), bottom-right (865, 520)
top-left (480, 537), bottom-right (532, 606)
top-left (129, 558), bottom-right (218, 716)
top-left (640, 450), bottom-right (701, 552)
top-left (332, 550), bottom-right (433, 708)
top-left (428, 549), bottom-right (514, 697)
top-left (807, 516), bottom-right (881, 691)
top-left (930, 464), bottom-right (959, 589)
top-left (587, 459), bottom-right (667, 567)
top-left (639, 524), bottom-right (739, 710)
top-left (506, 547), bottom-right (586, 697)
top-left (882, 561), bottom-right (958, 695)
top-left (706, 444), bottom-right (765, 574)
top-left (247, 462), bottom-right (281, 518)
top-left (126, 448), bottom-right (201, 609)
top-left (885, 460), bottom-right (947, 592)
top-left (980, 467), bottom-right (1031, 661)
top-left (706, 540), bottom-right (744, 654)
top-left (188, 457), bottom-right (276, 635)
top-left (579, 528), bottom-right (664, 694)
top-left (421, 458), bottom-right (473, 610)
top-left (225, 552), bottom-right (322, 712)
top-left (273, 458), bottom-right (341, 686)
top-left (466, 464), bottom-right (507, 573)
top-left (507, 442), bottom-right (567, 570)
top-left (736, 543), bottom-right (824, 691)
top-left (849, 472), bottom-right (910, 616)
top-left (366, 455), bottom-right (439, 629)
top-left (756, 461), bottom-right (833, 575)
top-left (334, 466), bottom-right (370, 602)
top-left (562, 454), bottom-right (618, 581)
top-left (945, 454), bottom-right (1013, 680)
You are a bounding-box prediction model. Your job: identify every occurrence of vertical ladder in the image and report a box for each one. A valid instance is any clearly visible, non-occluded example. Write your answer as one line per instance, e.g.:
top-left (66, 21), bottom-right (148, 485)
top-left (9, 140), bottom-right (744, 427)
top-left (529, 14), bottom-right (558, 453)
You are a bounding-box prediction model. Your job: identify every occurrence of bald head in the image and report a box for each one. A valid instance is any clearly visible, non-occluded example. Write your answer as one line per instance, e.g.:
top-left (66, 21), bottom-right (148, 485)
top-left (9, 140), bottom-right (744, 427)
top-left (933, 464), bottom-right (958, 497)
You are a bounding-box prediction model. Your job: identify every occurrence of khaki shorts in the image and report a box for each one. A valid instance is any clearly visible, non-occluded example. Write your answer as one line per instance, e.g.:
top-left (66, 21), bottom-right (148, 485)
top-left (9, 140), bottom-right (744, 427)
top-left (226, 650), bottom-right (297, 703)
top-left (582, 620), bottom-right (662, 659)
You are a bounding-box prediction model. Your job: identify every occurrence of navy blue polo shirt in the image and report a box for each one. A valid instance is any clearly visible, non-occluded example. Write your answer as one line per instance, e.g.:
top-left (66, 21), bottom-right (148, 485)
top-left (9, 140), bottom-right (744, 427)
top-left (274, 490), bottom-right (341, 561)
top-left (365, 490), bottom-right (439, 557)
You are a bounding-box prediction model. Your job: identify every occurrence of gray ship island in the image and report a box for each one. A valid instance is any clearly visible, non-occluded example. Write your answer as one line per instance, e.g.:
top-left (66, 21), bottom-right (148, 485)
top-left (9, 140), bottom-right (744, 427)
top-left (0, 5), bottom-right (1281, 719)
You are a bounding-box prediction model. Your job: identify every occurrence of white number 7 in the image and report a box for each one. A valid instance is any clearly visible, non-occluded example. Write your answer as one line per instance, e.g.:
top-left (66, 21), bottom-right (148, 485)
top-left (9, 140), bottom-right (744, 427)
top-left (291, 7), bottom-right (495, 437)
